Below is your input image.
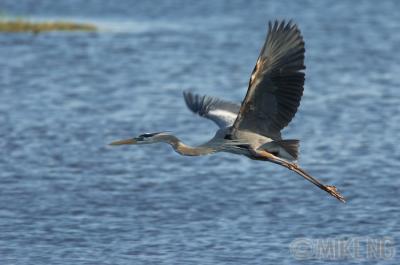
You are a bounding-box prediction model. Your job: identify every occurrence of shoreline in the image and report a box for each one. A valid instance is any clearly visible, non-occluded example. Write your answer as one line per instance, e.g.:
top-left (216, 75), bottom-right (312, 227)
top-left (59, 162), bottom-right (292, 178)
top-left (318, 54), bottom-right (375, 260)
top-left (0, 19), bottom-right (97, 33)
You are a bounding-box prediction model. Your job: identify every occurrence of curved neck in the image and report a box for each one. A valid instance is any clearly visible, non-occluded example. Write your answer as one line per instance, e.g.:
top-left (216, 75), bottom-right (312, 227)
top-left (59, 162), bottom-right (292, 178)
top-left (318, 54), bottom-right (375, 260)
top-left (156, 134), bottom-right (215, 156)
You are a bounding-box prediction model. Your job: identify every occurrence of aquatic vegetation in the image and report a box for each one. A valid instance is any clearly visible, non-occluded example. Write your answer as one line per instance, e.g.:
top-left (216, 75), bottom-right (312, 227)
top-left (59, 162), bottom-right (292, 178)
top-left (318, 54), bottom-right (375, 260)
top-left (0, 19), bottom-right (97, 33)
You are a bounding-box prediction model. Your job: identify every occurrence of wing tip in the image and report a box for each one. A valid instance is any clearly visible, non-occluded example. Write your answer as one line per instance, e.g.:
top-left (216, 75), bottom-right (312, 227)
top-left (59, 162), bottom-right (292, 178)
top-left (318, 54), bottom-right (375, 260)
top-left (182, 91), bottom-right (212, 116)
top-left (183, 90), bottom-right (199, 114)
top-left (267, 19), bottom-right (303, 47)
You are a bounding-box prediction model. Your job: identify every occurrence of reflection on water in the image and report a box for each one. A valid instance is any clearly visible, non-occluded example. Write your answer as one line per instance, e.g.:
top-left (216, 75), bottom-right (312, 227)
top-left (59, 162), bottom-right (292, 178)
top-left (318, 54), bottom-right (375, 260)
top-left (0, 0), bottom-right (399, 264)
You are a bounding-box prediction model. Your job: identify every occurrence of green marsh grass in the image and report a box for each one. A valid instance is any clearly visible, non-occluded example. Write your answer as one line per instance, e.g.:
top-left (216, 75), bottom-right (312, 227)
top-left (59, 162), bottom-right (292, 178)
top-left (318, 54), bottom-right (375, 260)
top-left (0, 19), bottom-right (97, 33)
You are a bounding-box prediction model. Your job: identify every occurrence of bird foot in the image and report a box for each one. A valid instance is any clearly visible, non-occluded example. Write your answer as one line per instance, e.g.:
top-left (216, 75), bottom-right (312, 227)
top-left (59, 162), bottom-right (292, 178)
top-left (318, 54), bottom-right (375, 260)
top-left (326, 185), bottom-right (346, 203)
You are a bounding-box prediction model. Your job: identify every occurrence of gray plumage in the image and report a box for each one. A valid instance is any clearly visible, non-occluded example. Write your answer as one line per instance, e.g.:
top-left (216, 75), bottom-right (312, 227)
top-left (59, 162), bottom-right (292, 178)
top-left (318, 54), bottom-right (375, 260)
top-left (233, 20), bottom-right (305, 140)
top-left (110, 20), bottom-right (345, 203)
top-left (183, 91), bottom-right (240, 128)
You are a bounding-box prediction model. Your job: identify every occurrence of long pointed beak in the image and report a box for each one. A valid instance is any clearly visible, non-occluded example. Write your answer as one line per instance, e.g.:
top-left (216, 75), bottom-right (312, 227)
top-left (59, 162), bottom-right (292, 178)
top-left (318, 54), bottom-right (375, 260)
top-left (109, 138), bottom-right (137, 146)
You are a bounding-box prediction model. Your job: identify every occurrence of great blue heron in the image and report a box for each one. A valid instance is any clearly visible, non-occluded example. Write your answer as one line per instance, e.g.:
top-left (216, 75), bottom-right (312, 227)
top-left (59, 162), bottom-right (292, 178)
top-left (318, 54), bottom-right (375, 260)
top-left (110, 20), bottom-right (345, 203)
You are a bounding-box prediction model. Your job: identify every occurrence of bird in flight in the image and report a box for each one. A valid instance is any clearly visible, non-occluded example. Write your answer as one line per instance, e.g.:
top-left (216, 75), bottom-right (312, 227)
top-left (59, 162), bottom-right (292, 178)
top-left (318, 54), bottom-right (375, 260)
top-left (110, 20), bottom-right (345, 203)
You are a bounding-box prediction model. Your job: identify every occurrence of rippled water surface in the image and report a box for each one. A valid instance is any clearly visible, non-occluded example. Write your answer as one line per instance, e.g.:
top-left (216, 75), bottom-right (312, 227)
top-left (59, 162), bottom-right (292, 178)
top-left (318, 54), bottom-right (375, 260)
top-left (1, 1), bottom-right (399, 264)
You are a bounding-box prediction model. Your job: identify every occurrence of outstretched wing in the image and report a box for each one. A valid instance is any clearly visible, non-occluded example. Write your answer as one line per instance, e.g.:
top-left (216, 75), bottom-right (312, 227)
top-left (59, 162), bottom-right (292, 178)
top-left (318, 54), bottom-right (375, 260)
top-left (183, 91), bottom-right (240, 128)
top-left (233, 20), bottom-right (305, 139)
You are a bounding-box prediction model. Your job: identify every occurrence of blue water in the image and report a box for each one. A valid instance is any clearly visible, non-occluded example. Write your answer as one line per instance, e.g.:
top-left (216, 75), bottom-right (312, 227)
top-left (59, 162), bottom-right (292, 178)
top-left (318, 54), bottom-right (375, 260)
top-left (1, 1), bottom-right (399, 264)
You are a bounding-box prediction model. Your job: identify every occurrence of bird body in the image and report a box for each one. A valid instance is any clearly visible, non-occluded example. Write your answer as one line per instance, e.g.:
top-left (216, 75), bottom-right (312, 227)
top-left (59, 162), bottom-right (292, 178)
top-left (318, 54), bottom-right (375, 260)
top-left (110, 20), bottom-right (345, 203)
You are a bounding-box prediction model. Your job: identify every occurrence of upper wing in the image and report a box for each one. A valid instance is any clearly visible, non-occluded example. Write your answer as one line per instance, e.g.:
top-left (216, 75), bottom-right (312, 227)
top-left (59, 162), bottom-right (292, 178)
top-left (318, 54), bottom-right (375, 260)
top-left (183, 91), bottom-right (240, 128)
top-left (232, 20), bottom-right (305, 139)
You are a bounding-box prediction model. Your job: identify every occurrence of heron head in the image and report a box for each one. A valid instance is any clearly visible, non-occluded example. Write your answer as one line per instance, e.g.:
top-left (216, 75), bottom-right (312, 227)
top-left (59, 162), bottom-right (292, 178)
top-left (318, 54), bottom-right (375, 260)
top-left (109, 132), bottom-right (167, 146)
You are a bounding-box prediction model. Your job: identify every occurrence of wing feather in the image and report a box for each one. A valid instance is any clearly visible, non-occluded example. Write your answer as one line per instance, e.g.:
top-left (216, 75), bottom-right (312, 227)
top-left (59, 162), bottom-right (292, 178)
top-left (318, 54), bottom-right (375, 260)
top-left (183, 91), bottom-right (240, 128)
top-left (233, 20), bottom-right (305, 139)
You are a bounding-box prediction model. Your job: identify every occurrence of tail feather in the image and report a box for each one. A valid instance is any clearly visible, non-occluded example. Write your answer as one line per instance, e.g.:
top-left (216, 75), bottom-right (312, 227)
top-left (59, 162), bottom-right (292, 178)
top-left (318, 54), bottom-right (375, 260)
top-left (276, 139), bottom-right (299, 160)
